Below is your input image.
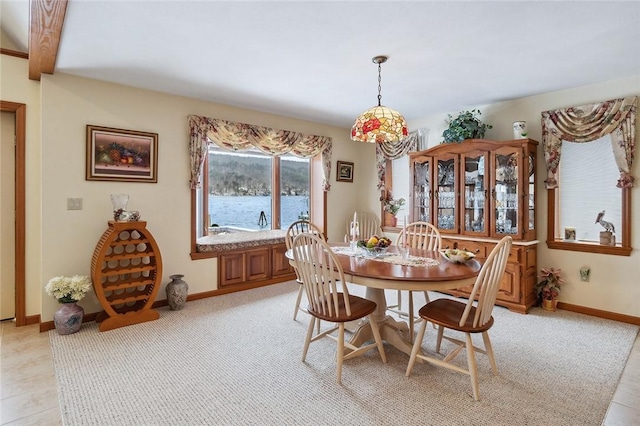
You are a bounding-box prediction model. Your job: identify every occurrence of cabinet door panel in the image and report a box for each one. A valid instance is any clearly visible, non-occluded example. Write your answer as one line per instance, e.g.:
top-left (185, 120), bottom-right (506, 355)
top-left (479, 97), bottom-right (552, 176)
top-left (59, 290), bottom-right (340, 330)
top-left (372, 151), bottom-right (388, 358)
top-left (497, 263), bottom-right (521, 303)
top-left (272, 243), bottom-right (293, 276)
top-left (246, 248), bottom-right (270, 281)
top-left (220, 253), bottom-right (245, 286)
top-left (435, 153), bottom-right (459, 234)
top-left (460, 150), bottom-right (489, 236)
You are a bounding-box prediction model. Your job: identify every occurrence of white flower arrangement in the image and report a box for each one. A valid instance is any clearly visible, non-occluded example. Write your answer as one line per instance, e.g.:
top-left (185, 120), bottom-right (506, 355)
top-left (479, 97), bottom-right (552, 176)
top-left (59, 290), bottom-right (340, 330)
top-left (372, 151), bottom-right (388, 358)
top-left (45, 275), bottom-right (92, 304)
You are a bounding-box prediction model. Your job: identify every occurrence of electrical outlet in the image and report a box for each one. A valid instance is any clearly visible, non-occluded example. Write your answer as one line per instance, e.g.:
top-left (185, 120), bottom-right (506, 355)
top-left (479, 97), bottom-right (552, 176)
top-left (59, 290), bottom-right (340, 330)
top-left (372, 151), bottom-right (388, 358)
top-left (580, 266), bottom-right (590, 282)
top-left (67, 198), bottom-right (83, 210)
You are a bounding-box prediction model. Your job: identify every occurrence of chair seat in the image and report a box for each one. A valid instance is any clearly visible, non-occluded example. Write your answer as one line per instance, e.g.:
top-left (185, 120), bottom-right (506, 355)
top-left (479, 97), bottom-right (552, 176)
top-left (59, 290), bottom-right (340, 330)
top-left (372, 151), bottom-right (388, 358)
top-left (419, 299), bottom-right (494, 333)
top-left (308, 293), bottom-right (377, 323)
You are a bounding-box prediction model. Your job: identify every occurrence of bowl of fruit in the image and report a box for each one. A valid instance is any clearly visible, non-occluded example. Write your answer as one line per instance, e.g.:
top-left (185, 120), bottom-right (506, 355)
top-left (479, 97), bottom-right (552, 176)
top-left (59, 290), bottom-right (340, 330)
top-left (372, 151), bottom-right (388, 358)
top-left (440, 248), bottom-right (476, 264)
top-left (356, 236), bottom-right (392, 257)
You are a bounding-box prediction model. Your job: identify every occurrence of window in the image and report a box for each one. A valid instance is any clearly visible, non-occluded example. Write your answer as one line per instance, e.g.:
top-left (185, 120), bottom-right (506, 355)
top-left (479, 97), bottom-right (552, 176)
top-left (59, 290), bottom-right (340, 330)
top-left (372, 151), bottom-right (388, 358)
top-left (546, 137), bottom-right (631, 256)
top-left (557, 136), bottom-right (621, 242)
top-left (201, 146), bottom-right (310, 233)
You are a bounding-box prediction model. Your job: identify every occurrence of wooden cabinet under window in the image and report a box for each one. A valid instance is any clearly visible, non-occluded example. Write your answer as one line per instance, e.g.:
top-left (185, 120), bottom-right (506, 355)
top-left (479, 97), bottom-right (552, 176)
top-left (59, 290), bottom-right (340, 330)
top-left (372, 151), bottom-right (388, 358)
top-left (219, 243), bottom-right (294, 288)
top-left (410, 138), bottom-right (539, 313)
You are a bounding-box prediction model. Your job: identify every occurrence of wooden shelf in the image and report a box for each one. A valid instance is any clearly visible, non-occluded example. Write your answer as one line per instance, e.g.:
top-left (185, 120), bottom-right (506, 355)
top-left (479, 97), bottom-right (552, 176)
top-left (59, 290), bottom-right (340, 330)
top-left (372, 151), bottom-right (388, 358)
top-left (91, 221), bottom-right (162, 331)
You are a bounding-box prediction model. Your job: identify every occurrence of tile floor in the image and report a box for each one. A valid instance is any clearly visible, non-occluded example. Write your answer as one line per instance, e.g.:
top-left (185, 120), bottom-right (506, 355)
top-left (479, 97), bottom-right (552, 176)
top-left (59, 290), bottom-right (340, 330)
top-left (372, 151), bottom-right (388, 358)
top-left (1, 320), bottom-right (639, 425)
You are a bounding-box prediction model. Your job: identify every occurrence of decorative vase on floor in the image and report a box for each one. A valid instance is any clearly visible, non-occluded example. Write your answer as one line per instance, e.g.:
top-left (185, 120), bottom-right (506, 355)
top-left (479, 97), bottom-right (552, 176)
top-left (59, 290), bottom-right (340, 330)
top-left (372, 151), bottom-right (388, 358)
top-left (54, 302), bottom-right (84, 335)
top-left (542, 299), bottom-right (558, 312)
top-left (166, 274), bottom-right (188, 310)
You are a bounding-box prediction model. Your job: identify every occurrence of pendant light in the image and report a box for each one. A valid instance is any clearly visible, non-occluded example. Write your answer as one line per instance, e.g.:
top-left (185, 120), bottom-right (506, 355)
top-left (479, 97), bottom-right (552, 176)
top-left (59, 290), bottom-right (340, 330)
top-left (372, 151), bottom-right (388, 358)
top-left (351, 55), bottom-right (408, 143)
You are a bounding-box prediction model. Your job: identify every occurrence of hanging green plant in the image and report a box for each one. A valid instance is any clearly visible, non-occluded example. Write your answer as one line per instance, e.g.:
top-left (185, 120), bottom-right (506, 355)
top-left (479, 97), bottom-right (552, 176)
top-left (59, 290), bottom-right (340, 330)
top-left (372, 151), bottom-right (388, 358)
top-left (442, 109), bottom-right (493, 143)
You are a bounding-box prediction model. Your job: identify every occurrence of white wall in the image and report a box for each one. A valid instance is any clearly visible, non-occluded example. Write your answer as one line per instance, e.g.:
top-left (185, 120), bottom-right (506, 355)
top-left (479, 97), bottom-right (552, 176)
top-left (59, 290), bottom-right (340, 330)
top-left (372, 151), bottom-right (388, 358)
top-left (0, 55), bottom-right (43, 317)
top-left (406, 75), bottom-right (640, 317)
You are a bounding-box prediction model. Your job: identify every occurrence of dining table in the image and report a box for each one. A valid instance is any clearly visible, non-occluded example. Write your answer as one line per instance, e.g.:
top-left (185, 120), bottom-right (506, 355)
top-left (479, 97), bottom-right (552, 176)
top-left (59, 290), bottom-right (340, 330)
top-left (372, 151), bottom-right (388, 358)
top-left (289, 242), bottom-right (482, 357)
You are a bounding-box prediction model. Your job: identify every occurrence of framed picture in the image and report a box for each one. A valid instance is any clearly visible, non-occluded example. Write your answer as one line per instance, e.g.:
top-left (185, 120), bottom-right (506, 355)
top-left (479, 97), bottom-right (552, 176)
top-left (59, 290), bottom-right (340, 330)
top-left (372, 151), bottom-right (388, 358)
top-left (336, 161), bottom-right (354, 182)
top-left (86, 125), bottom-right (158, 182)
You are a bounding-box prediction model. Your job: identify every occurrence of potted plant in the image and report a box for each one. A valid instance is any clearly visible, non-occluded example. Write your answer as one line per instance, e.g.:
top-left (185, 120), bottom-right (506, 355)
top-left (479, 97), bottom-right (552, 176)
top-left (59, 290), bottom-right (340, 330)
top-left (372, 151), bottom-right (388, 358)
top-left (45, 275), bottom-right (92, 335)
top-left (442, 109), bottom-right (493, 143)
top-left (534, 267), bottom-right (564, 311)
top-left (382, 190), bottom-right (405, 227)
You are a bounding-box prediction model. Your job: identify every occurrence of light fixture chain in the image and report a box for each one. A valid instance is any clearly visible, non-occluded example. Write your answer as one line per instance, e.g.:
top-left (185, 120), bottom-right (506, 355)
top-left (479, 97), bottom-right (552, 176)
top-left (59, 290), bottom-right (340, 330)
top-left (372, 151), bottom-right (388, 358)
top-left (377, 62), bottom-right (382, 106)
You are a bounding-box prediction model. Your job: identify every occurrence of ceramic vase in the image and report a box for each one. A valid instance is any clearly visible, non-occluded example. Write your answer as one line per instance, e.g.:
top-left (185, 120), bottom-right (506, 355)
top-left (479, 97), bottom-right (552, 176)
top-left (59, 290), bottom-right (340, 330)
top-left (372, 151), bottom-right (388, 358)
top-left (390, 216), bottom-right (398, 227)
top-left (54, 302), bottom-right (84, 335)
top-left (166, 274), bottom-right (189, 310)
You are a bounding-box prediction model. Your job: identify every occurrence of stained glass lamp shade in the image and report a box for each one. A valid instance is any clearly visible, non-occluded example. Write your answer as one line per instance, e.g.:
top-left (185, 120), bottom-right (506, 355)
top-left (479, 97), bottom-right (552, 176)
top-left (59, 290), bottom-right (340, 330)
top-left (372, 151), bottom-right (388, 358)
top-left (350, 56), bottom-right (408, 143)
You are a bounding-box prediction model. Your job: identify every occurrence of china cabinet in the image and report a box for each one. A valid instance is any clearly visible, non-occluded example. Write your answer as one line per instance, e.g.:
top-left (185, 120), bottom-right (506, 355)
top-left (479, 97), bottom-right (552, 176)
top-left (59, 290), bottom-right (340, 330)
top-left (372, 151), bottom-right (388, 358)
top-left (409, 138), bottom-right (539, 313)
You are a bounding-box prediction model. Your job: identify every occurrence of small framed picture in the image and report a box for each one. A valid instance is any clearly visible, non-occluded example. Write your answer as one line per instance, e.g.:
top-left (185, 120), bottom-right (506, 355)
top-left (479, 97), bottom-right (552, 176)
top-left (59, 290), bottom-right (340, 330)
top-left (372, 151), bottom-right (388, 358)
top-left (336, 161), bottom-right (354, 182)
top-left (86, 125), bottom-right (158, 183)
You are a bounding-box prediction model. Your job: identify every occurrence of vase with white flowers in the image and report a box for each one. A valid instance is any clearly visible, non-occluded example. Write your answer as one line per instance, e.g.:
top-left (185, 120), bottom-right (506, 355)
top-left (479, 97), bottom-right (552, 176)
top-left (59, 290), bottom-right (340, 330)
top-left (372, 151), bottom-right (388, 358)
top-left (45, 275), bottom-right (92, 335)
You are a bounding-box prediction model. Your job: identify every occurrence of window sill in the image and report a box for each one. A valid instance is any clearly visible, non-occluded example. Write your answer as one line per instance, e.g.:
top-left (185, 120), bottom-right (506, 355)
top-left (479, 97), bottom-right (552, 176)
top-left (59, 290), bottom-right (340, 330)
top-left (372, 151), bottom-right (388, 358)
top-left (546, 240), bottom-right (631, 256)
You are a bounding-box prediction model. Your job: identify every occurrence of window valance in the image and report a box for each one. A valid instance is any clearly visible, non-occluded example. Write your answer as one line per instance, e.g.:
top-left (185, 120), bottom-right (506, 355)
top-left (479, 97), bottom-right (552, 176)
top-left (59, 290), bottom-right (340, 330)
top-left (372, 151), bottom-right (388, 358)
top-left (541, 96), bottom-right (637, 189)
top-left (188, 115), bottom-right (333, 190)
top-left (375, 128), bottom-right (428, 189)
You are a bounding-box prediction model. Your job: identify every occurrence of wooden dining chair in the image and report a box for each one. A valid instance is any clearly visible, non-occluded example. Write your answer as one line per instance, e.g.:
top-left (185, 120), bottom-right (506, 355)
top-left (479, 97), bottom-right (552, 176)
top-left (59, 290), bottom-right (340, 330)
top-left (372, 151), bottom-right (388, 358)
top-left (343, 211), bottom-right (382, 242)
top-left (285, 220), bottom-right (325, 321)
top-left (405, 236), bottom-right (513, 401)
top-left (387, 221), bottom-right (442, 340)
top-left (291, 232), bottom-right (387, 384)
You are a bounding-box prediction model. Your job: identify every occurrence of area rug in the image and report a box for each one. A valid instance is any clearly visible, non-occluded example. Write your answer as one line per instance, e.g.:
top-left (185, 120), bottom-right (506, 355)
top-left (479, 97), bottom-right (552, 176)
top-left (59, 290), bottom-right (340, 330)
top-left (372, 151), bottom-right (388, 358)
top-left (50, 281), bottom-right (638, 426)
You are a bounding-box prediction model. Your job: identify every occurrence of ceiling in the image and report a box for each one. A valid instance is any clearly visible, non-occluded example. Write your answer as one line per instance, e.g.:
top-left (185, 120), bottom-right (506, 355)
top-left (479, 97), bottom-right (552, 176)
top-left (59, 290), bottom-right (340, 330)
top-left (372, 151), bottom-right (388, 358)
top-left (2, 1), bottom-right (640, 129)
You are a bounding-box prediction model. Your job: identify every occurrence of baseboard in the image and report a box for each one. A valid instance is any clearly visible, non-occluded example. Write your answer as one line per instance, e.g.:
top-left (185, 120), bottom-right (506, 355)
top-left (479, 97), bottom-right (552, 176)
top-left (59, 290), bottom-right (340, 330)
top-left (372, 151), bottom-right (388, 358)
top-left (39, 278), bottom-right (295, 332)
top-left (557, 302), bottom-right (640, 326)
top-left (25, 314), bottom-right (40, 326)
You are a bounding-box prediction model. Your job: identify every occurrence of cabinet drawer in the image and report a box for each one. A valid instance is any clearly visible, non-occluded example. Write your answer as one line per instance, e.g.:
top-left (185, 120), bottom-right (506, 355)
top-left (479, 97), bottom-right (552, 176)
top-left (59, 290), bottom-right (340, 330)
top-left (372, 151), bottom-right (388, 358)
top-left (441, 239), bottom-right (487, 258)
top-left (455, 241), bottom-right (487, 258)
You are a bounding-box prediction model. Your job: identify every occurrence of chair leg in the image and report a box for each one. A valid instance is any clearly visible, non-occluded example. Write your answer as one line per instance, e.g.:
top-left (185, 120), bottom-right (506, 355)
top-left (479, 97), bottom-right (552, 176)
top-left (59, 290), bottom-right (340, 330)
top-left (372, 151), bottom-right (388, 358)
top-left (406, 320), bottom-right (428, 377)
top-left (396, 290), bottom-right (403, 310)
top-left (482, 331), bottom-right (498, 375)
top-left (337, 323), bottom-right (345, 384)
top-left (435, 325), bottom-right (444, 353)
top-left (293, 283), bottom-right (304, 320)
top-left (465, 332), bottom-right (480, 401)
top-left (301, 317), bottom-right (315, 362)
top-left (408, 292), bottom-right (414, 343)
top-left (368, 314), bottom-right (387, 364)
top-left (423, 290), bottom-right (431, 304)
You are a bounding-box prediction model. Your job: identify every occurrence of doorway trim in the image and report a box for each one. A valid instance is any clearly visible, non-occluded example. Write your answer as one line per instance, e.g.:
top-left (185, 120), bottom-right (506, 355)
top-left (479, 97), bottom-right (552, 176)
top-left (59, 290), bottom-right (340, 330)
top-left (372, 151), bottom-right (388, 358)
top-left (1, 101), bottom-right (26, 326)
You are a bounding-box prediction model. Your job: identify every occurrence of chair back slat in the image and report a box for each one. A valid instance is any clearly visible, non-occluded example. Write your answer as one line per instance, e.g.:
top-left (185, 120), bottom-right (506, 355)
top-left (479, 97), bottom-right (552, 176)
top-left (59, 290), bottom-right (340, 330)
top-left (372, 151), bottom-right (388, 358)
top-left (460, 236), bottom-right (512, 328)
top-left (345, 212), bottom-right (382, 242)
top-left (292, 233), bottom-right (351, 318)
top-left (285, 220), bottom-right (324, 250)
top-left (396, 221), bottom-right (442, 251)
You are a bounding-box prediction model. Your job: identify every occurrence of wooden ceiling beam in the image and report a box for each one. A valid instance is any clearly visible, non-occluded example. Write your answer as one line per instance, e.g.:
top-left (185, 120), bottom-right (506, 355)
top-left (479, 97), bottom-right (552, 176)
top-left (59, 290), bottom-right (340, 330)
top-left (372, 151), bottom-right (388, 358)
top-left (29, 0), bottom-right (68, 81)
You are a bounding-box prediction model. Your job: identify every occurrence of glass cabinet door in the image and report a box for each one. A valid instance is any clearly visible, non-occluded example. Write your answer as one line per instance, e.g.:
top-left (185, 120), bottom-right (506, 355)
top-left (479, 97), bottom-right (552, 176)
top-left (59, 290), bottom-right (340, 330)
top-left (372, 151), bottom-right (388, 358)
top-left (527, 152), bottom-right (535, 234)
top-left (435, 154), bottom-right (458, 233)
top-left (460, 150), bottom-right (489, 236)
top-left (492, 147), bottom-right (521, 237)
top-left (411, 156), bottom-right (432, 224)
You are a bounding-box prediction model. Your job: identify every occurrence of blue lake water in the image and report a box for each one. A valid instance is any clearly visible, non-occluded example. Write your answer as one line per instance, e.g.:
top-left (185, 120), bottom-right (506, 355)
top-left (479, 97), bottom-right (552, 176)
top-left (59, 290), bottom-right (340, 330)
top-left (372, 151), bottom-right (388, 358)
top-left (208, 195), bottom-right (309, 230)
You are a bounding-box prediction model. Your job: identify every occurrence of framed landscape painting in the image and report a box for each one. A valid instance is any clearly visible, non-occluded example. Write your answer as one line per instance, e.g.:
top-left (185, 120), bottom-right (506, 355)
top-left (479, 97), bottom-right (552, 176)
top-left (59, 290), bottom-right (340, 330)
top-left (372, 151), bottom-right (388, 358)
top-left (336, 161), bottom-right (354, 182)
top-left (86, 125), bottom-right (158, 182)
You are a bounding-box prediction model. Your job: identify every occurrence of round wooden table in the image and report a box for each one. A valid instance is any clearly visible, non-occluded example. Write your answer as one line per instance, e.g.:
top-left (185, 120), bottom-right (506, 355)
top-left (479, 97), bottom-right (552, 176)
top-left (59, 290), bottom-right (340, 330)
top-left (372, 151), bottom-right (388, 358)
top-left (329, 243), bottom-right (481, 356)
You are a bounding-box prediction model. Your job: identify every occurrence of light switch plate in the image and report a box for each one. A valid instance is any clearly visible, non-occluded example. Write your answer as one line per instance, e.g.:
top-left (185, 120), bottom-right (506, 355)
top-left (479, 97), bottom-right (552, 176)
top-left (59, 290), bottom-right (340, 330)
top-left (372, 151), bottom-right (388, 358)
top-left (67, 198), bottom-right (83, 210)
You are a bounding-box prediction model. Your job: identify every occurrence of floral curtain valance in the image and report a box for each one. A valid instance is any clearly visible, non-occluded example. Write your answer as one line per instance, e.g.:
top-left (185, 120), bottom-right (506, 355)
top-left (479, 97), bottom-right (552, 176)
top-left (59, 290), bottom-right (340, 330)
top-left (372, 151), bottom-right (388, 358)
top-left (188, 115), bottom-right (332, 190)
top-left (375, 128), bottom-right (428, 189)
top-left (541, 96), bottom-right (637, 189)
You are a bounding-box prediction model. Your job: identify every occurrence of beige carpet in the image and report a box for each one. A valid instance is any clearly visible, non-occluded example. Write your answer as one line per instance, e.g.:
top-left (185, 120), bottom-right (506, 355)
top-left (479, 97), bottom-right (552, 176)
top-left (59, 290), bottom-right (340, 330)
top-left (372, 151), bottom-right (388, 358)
top-left (50, 281), bottom-right (638, 426)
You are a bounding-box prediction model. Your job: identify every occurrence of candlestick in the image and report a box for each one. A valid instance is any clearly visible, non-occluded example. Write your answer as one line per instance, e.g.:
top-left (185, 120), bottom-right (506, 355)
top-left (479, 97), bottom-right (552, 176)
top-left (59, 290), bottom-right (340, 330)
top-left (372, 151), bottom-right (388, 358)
top-left (352, 211), bottom-right (358, 241)
top-left (402, 215), bottom-right (407, 248)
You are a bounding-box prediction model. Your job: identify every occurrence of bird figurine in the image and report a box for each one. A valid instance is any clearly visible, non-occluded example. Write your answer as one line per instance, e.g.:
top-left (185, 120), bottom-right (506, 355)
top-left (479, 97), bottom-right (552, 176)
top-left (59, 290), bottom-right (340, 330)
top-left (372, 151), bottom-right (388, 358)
top-left (595, 210), bottom-right (615, 233)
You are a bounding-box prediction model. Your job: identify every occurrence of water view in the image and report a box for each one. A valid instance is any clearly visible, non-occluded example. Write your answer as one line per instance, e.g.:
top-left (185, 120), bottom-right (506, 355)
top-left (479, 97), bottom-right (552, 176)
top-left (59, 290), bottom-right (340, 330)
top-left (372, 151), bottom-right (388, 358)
top-left (208, 195), bottom-right (309, 231)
